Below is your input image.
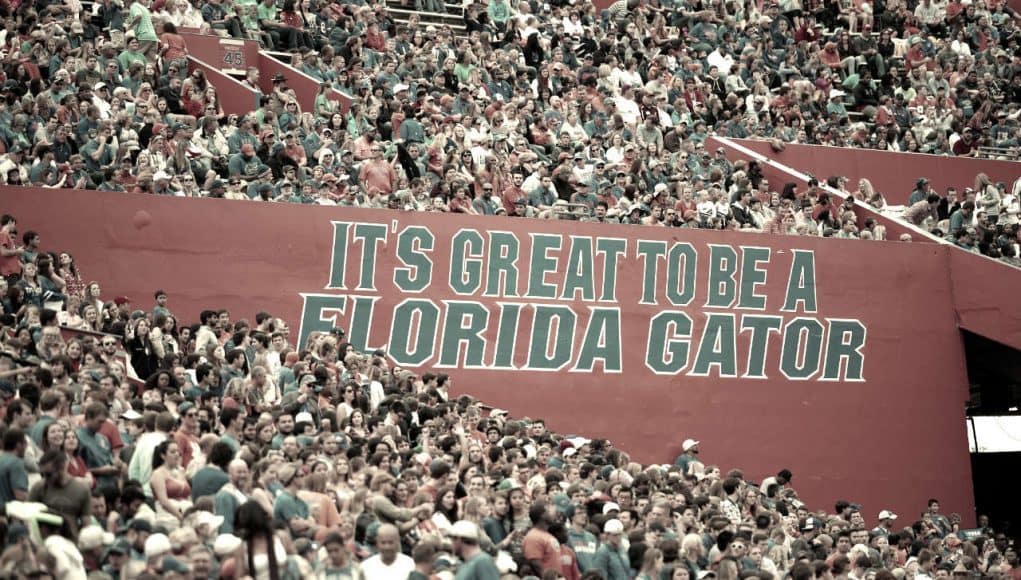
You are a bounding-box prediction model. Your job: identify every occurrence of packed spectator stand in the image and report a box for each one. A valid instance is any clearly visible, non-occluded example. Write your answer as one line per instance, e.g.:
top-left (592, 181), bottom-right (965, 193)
top-left (2, 0), bottom-right (1021, 252)
top-left (0, 209), bottom-right (1015, 580)
top-left (0, 0), bottom-right (1020, 575)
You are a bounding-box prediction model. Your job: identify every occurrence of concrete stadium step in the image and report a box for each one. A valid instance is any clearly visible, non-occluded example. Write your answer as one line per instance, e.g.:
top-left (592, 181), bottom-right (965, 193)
top-left (387, 6), bottom-right (467, 29)
top-left (384, 0), bottom-right (465, 17)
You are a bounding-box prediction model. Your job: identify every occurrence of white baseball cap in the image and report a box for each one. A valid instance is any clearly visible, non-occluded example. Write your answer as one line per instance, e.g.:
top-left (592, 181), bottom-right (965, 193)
top-left (604, 519), bottom-right (624, 534)
top-left (448, 520), bottom-right (480, 541)
top-left (878, 510), bottom-right (898, 520)
top-left (144, 533), bottom-right (172, 559)
top-left (602, 502), bottom-right (621, 515)
top-left (195, 511), bottom-right (225, 532)
top-left (78, 526), bottom-right (114, 551)
top-left (682, 438), bottom-right (700, 452)
top-left (213, 534), bottom-right (243, 557)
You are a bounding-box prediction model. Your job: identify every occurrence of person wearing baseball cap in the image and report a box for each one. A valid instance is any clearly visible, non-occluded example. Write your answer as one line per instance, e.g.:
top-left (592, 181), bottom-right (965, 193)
top-left (448, 520), bottom-right (501, 578)
top-left (873, 510), bottom-right (898, 535)
top-left (78, 524), bottom-right (114, 568)
top-left (909, 178), bottom-right (931, 205)
top-left (594, 519), bottom-right (628, 580)
top-left (674, 438), bottom-right (701, 475)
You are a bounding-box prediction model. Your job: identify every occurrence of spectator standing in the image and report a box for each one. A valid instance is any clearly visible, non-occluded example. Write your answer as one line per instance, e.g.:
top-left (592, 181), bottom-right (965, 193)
top-left (125, 0), bottom-right (159, 60)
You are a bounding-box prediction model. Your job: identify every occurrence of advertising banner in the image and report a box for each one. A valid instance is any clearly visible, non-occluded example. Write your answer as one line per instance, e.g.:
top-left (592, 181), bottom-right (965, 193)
top-left (3, 189), bottom-right (975, 522)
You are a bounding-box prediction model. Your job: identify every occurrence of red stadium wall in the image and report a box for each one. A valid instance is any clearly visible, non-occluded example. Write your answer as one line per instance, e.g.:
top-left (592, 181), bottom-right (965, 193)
top-left (186, 57), bottom-right (262, 116)
top-left (727, 139), bottom-right (1021, 206)
top-left (3, 188), bottom-right (975, 524)
top-left (949, 250), bottom-right (1021, 351)
top-left (709, 137), bottom-right (928, 243)
top-left (179, 32), bottom-right (261, 75)
top-left (177, 32), bottom-right (352, 115)
top-left (256, 53), bottom-right (353, 116)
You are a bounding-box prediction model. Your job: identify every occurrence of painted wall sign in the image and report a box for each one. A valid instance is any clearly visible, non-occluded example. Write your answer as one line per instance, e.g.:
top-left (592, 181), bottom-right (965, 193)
top-left (2, 188), bottom-right (976, 523)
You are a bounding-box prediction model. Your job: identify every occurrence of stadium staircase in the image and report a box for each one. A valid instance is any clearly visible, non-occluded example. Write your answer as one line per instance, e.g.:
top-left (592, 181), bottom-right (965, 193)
top-left (714, 136), bottom-right (1021, 353)
top-left (383, 0), bottom-right (468, 36)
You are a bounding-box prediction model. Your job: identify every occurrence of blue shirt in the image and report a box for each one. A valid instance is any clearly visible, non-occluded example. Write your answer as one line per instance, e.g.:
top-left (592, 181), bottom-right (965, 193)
top-left (0, 452), bottom-right (28, 513)
top-left (76, 427), bottom-right (116, 489)
top-left (593, 543), bottom-right (629, 580)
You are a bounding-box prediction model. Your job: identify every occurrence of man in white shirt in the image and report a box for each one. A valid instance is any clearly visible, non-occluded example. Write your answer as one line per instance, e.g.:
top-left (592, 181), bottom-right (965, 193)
top-left (759, 469), bottom-right (792, 495)
top-left (615, 86), bottom-right (642, 127)
top-left (127, 412), bottom-right (175, 496)
top-left (361, 524), bottom-right (415, 580)
top-left (707, 45), bottom-right (735, 77)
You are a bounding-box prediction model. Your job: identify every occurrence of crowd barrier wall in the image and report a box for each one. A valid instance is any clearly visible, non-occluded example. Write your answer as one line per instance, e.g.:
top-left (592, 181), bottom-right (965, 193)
top-left (726, 139), bottom-right (1021, 206)
top-left (949, 250), bottom-right (1021, 351)
top-left (186, 57), bottom-right (262, 115)
top-left (2, 188), bottom-right (975, 523)
top-left (256, 53), bottom-right (353, 116)
top-left (177, 32), bottom-right (353, 116)
top-left (709, 137), bottom-right (927, 243)
top-left (179, 32), bottom-right (261, 76)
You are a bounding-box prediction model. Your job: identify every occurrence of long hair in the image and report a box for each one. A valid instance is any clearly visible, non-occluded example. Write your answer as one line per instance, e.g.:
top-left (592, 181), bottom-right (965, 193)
top-left (152, 439), bottom-right (173, 470)
top-left (236, 501), bottom-right (281, 580)
top-left (396, 142), bottom-right (420, 180)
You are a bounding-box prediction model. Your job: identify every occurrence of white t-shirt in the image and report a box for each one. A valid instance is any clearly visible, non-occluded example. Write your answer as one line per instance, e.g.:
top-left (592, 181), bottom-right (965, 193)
top-left (361, 553), bottom-right (415, 580)
top-left (44, 536), bottom-right (87, 580)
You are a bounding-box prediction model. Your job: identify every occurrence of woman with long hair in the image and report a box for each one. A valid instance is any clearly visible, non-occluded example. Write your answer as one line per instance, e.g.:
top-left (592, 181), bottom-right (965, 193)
top-left (342, 409), bottom-right (368, 439)
top-left (181, 69), bottom-right (209, 105)
top-left (17, 261), bottom-right (44, 308)
top-left (63, 429), bottom-right (92, 483)
top-left (638, 548), bottom-right (665, 580)
top-left (249, 459), bottom-right (282, 515)
top-left (64, 339), bottom-right (85, 372)
top-left (159, 21), bottom-right (189, 66)
top-left (41, 421), bottom-right (67, 454)
top-left (126, 317), bottom-right (162, 380)
top-left (431, 485), bottom-right (460, 533)
top-left (79, 303), bottom-right (102, 333)
top-left (335, 382), bottom-right (359, 426)
top-left (151, 440), bottom-right (192, 529)
top-left (56, 252), bottom-right (85, 299)
top-left (298, 472), bottom-right (342, 531)
top-left (151, 314), bottom-right (180, 355)
top-left (681, 533), bottom-right (707, 573)
top-left (235, 500), bottom-right (288, 580)
top-left (974, 172), bottom-right (1000, 213)
top-left (36, 254), bottom-right (67, 308)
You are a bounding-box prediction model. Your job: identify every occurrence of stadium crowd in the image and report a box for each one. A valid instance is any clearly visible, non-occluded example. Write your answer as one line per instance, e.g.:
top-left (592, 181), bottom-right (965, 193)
top-left (1, 0), bottom-right (1021, 241)
top-left (889, 173), bottom-right (1021, 262)
top-left (0, 209), bottom-right (1017, 580)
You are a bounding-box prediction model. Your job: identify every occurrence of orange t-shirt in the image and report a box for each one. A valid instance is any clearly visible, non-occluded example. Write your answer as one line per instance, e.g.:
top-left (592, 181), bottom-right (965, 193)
top-left (522, 528), bottom-right (562, 574)
top-left (0, 231), bottom-right (20, 277)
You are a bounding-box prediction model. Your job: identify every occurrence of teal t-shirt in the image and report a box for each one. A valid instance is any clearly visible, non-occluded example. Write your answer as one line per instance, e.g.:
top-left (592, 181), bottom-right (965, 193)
top-left (256, 3), bottom-right (278, 22)
top-left (76, 427), bottom-right (116, 489)
top-left (29, 416), bottom-right (55, 447)
top-left (455, 552), bottom-right (501, 580)
top-left (129, 2), bottom-right (158, 41)
top-left (191, 466), bottom-right (230, 500)
top-left (0, 453), bottom-right (28, 513)
top-left (568, 528), bottom-right (599, 571)
top-left (317, 562), bottom-right (360, 580)
top-left (273, 491), bottom-right (310, 529)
